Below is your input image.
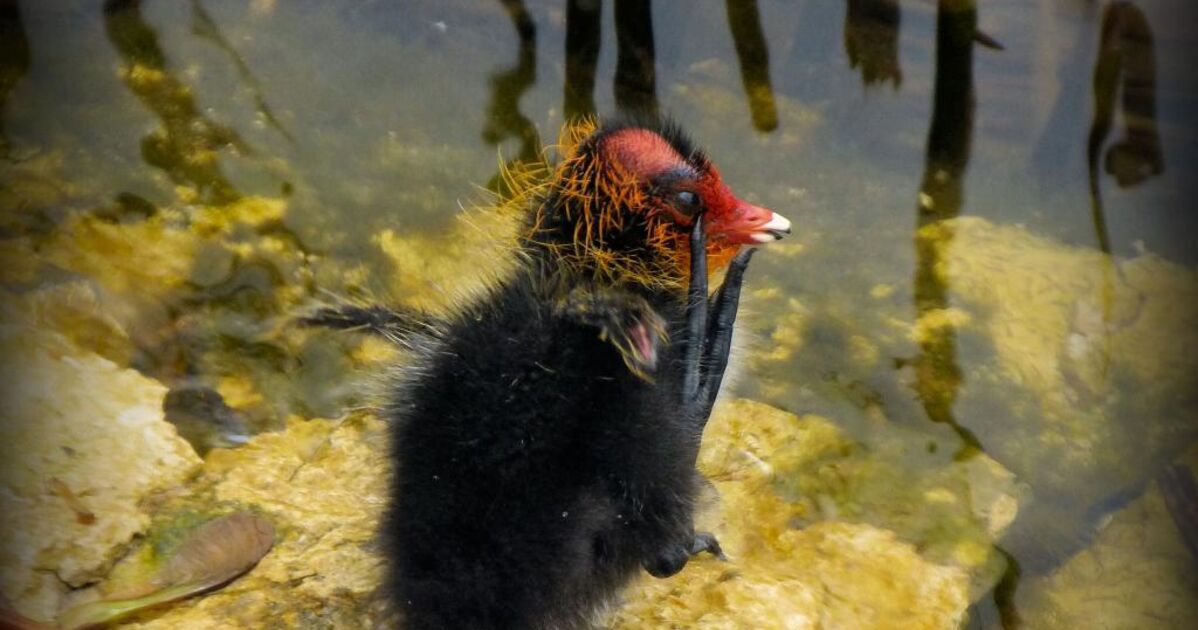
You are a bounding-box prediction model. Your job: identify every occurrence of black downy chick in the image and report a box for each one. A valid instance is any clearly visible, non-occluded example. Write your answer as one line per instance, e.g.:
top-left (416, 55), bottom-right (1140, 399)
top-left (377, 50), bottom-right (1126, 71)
top-left (308, 119), bottom-right (790, 629)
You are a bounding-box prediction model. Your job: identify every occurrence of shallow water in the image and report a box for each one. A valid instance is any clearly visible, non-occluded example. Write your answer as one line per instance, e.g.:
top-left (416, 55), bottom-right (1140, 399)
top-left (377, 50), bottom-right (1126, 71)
top-left (2, 0), bottom-right (1196, 627)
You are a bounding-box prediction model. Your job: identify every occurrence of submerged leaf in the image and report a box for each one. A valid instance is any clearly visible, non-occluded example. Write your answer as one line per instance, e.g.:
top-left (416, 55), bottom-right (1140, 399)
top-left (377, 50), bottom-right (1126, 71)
top-left (57, 511), bottom-right (275, 629)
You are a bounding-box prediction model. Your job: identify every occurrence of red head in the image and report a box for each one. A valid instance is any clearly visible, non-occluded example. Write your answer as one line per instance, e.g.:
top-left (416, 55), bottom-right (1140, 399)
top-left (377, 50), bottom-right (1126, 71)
top-left (530, 121), bottom-right (790, 289)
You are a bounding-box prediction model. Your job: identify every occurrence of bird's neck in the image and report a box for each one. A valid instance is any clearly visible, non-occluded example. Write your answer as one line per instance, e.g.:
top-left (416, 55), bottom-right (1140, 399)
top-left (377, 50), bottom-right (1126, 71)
top-left (520, 196), bottom-right (690, 295)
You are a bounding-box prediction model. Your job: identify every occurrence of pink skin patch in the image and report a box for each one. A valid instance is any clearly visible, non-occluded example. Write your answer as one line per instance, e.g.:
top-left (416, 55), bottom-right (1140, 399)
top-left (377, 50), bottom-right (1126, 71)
top-left (627, 320), bottom-right (658, 370)
top-left (602, 129), bottom-right (689, 179)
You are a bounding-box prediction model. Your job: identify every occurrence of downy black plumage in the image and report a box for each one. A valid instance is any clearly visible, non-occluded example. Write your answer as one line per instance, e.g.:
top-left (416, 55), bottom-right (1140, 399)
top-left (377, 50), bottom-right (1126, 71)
top-left (307, 119), bottom-right (790, 629)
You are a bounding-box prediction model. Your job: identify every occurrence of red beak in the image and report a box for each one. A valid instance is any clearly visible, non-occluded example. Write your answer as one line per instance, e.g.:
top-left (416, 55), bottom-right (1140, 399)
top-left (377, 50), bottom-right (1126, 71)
top-left (707, 202), bottom-right (792, 245)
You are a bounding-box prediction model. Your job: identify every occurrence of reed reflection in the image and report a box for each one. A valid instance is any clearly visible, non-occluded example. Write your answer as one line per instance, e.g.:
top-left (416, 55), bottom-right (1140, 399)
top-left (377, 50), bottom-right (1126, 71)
top-left (911, 0), bottom-right (979, 458)
top-left (563, 0), bottom-right (660, 120)
top-left (563, 0), bottom-right (777, 130)
top-left (911, 5), bottom-right (1028, 627)
top-left (613, 0), bottom-right (659, 118)
top-left (484, 0), bottom-right (541, 179)
top-left (103, 0), bottom-right (246, 205)
top-left (910, 5), bottom-right (1033, 626)
top-left (843, 0), bottom-right (902, 87)
top-left (190, 0), bottom-right (292, 143)
top-left (0, 0), bottom-right (29, 158)
top-left (1087, 1), bottom-right (1164, 254)
top-left (564, 0), bottom-right (601, 120)
top-left (726, 0), bottom-right (778, 130)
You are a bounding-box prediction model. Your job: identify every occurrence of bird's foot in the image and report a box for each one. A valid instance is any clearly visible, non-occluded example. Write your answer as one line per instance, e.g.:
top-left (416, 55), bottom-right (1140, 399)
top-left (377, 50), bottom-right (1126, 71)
top-left (689, 531), bottom-right (728, 561)
top-left (644, 531), bottom-right (728, 579)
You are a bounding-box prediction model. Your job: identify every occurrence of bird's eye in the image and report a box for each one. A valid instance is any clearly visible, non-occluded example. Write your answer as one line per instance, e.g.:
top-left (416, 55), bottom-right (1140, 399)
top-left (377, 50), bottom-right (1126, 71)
top-left (675, 190), bottom-right (699, 208)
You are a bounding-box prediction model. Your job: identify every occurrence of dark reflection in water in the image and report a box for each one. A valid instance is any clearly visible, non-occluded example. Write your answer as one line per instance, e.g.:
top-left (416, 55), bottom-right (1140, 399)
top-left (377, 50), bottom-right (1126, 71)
top-left (103, 0), bottom-right (247, 205)
top-left (725, 0), bottom-right (777, 130)
top-left (483, 0), bottom-right (541, 186)
top-left (613, 0), bottom-right (659, 118)
top-left (563, 0), bottom-right (776, 130)
top-left (563, 0), bottom-right (661, 120)
top-left (190, 0), bottom-right (293, 143)
top-left (1158, 464), bottom-right (1198, 563)
top-left (844, 0), bottom-right (902, 87)
top-left (564, 0), bottom-right (601, 120)
top-left (0, 0), bottom-right (29, 158)
top-left (1087, 1), bottom-right (1164, 253)
top-left (911, 4), bottom-right (1024, 627)
top-left (910, 0), bottom-right (981, 459)
top-left (561, 0), bottom-right (667, 121)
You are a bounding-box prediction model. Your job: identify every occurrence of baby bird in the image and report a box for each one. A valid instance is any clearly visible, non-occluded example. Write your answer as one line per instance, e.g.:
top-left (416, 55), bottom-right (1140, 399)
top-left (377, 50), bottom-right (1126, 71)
top-left (310, 119), bottom-right (789, 629)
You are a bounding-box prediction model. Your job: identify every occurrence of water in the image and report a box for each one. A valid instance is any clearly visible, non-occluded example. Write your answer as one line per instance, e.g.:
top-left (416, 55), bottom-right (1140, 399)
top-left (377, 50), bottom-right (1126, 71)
top-left (2, 0), bottom-right (1196, 627)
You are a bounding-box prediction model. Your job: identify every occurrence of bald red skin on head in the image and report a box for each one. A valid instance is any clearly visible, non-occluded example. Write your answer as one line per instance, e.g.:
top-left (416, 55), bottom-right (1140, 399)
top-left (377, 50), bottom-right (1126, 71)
top-left (597, 128), bottom-right (785, 271)
top-left (601, 128), bottom-right (691, 180)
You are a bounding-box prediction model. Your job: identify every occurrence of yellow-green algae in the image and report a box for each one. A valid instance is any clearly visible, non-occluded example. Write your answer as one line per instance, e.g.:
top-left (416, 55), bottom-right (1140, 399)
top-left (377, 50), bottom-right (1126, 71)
top-left (750, 212), bottom-right (1197, 570)
top-left (610, 400), bottom-right (974, 629)
top-left (104, 401), bottom-right (981, 629)
top-left (925, 217), bottom-right (1198, 565)
top-left (6, 192), bottom-right (391, 437)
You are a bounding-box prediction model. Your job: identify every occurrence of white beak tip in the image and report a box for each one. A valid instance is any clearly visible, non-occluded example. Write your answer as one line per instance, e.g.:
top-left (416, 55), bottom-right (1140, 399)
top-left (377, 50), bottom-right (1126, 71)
top-left (749, 212), bottom-right (792, 243)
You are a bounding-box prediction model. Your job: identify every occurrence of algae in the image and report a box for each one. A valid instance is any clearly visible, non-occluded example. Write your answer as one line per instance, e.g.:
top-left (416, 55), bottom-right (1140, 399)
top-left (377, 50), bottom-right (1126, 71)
top-left (930, 217), bottom-right (1198, 567)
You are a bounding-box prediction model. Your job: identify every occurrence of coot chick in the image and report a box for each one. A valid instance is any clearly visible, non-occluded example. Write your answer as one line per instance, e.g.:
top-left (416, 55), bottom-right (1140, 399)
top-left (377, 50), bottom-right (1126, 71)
top-left (312, 119), bottom-right (789, 629)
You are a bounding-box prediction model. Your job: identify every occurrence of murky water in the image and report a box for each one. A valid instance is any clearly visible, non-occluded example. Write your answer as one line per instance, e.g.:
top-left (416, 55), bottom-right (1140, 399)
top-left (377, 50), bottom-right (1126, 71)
top-left (2, 0), bottom-right (1196, 627)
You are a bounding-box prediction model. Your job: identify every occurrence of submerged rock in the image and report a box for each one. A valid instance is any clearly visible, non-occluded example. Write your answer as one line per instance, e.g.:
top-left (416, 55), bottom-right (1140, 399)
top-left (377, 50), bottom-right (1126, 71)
top-left (922, 217), bottom-right (1198, 568)
top-left (1017, 455), bottom-right (1198, 629)
top-left (0, 324), bottom-right (201, 622)
top-left (14, 192), bottom-right (389, 433)
top-left (160, 399), bottom-right (984, 629)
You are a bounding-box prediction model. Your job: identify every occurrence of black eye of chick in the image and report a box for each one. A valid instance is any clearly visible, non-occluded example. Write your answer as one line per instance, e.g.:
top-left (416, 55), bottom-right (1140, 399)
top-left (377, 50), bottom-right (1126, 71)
top-left (674, 190), bottom-right (700, 212)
